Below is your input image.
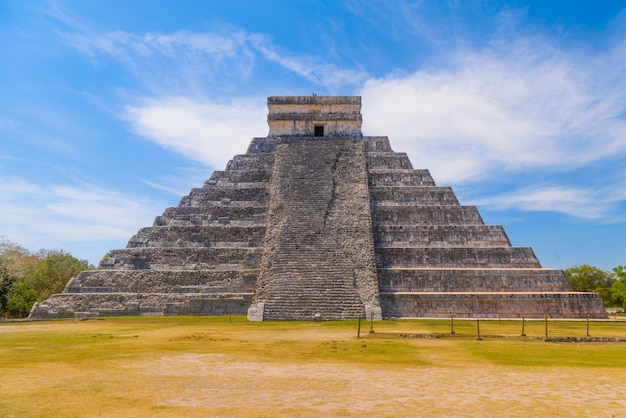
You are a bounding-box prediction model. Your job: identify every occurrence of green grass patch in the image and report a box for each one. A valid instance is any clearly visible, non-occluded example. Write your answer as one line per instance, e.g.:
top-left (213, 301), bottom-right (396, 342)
top-left (2, 316), bottom-right (626, 417)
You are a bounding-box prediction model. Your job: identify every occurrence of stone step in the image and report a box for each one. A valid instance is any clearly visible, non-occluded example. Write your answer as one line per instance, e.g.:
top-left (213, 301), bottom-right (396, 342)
top-left (377, 268), bottom-right (572, 292)
top-left (375, 247), bottom-right (541, 268)
top-left (180, 185), bottom-right (268, 206)
top-left (225, 153), bottom-right (275, 170)
top-left (379, 292), bottom-right (607, 319)
top-left (65, 269), bottom-right (258, 294)
top-left (245, 137), bottom-right (282, 153)
top-left (256, 137), bottom-right (380, 320)
top-left (29, 292), bottom-right (254, 319)
top-left (367, 153), bottom-right (413, 169)
top-left (371, 206), bottom-right (484, 225)
top-left (373, 225), bottom-right (511, 247)
top-left (157, 205), bottom-right (267, 226)
top-left (100, 247), bottom-right (261, 270)
top-left (206, 168), bottom-right (271, 184)
top-left (362, 136), bottom-right (394, 153)
top-left (368, 168), bottom-right (436, 187)
top-left (369, 186), bottom-right (459, 205)
top-left (127, 225), bottom-right (266, 248)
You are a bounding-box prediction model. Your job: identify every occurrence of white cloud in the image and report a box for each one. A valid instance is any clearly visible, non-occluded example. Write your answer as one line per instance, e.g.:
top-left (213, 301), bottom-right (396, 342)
top-left (61, 25), bottom-right (367, 93)
top-left (124, 97), bottom-right (267, 168)
top-left (360, 38), bottom-right (626, 184)
top-left (49, 4), bottom-right (626, 223)
top-left (0, 177), bottom-right (158, 251)
top-left (249, 35), bottom-right (368, 91)
top-left (471, 185), bottom-right (607, 219)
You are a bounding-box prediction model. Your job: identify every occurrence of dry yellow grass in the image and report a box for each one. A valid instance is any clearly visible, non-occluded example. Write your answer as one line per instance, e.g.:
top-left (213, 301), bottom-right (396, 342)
top-left (1, 316), bottom-right (626, 417)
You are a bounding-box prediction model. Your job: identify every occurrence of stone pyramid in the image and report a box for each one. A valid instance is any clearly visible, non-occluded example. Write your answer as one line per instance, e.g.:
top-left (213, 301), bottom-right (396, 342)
top-left (30, 96), bottom-right (607, 320)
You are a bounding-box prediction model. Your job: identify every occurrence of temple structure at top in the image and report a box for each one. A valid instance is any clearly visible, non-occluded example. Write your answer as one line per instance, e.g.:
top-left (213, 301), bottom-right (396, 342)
top-left (267, 96), bottom-right (362, 137)
top-left (30, 95), bottom-right (607, 321)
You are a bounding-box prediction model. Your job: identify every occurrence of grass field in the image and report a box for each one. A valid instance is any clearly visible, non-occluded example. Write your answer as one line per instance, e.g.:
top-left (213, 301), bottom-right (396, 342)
top-left (1, 316), bottom-right (626, 417)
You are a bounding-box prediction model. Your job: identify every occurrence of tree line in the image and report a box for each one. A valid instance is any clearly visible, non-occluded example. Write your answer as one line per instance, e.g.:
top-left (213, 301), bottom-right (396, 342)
top-left (0, 237), bottom-right (93, 318)
top-left (1, 236), bottom-right (625, 318)
top-left (564, 264), bottom-right (626, 311)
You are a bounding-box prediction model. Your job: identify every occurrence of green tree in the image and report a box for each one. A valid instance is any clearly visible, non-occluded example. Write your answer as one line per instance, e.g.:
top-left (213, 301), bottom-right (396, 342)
top-left (6, 251), bottom-right (92, 317)
top-left (5, 279), bottom-right (39, 318)
top-left (611, 280), bottom-right (626, 310)
top-left (610, 266), bottom-right (626, 310)
top-left (564, 264), bottom-right (615, 307)
top-left (0, 257), bottom-right (18, 316)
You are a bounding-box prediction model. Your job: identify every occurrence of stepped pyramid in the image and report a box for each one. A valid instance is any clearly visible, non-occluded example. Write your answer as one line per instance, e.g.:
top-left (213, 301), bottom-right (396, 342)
top-left (30, 96), bottom-right (607, 320)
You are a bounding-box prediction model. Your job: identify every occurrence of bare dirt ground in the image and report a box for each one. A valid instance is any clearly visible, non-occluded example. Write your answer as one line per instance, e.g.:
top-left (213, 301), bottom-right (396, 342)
top-left (124, 352), bottom-right (626, 417)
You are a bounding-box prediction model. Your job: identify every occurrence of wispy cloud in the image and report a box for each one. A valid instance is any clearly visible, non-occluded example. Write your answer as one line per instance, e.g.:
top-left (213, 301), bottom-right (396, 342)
top-left (0, 116), bottom-right (23, 131)
top-left (470, 185), bottom-right (614, 219)
top-left (249, 34), bottom-right (368, 91)
top-left (0, 177), bottom-right (158, 248)
top-left (360, 30), bottom-right (626, 185)
top-left (124, 97), bottom-right (267, 168)
top-left (45, 2), bottom-right (626, 224)
top-left (51, 13), bottom-right (369, 167)
top-left (55, 14), bottom-right (367, 94)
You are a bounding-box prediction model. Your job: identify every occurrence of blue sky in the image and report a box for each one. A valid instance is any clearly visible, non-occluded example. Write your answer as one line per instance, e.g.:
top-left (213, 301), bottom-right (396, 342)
top-left (1, 0), bottom-right (625, 270)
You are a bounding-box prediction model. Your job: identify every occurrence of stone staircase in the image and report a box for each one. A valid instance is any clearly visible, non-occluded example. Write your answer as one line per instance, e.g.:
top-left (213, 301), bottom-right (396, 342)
top-left (364, 136), bottom-right (607, 318)
top-left (252, 137), bottom-right (380, 320)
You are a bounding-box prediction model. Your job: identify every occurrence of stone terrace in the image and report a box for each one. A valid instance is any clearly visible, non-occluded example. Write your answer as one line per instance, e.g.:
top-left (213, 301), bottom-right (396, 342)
top-left (29, 138), bottom-right (276, 319)
top-left (363, 136), bottom-right (606, 318)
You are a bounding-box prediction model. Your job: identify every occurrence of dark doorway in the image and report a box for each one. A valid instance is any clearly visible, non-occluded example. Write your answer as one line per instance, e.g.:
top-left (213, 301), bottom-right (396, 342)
top-left (314, 125), bottom-right (324, 137)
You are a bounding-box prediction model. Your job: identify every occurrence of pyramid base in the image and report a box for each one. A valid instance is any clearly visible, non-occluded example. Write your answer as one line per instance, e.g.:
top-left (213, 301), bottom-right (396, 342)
top-left (28, 292), bottom-right (253, 320)
top-left (380, 292), bottom-right (608, 319)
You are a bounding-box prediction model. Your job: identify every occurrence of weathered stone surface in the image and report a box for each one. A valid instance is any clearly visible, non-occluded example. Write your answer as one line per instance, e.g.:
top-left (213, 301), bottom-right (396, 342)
top-left (376, 247), bottom-right (541, 268)
top-left (365, 136), bottom-right (606, 319)
top-left (29, 129), bottom-right (274, 319)
top-left (378, 268), bottom-right (572, 292)
top-left (127, 225), bottom-right (267, 248)
top-left (30, 292), bottom-right (253, 319)
top-left (267, 96), bottom-right (362, 137)
top-left (64, 270), bottom-right (257, 293)
top-left (368, 169), bottom-right (436, 187)
top-left (30, 95), bottom-right (607, 320)
top-left (379, 292), bottom-right (607, 319)
top-left (252, 137), bottom-right (380, 320)
top-left (374, 225), bottom-right (511, 248)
